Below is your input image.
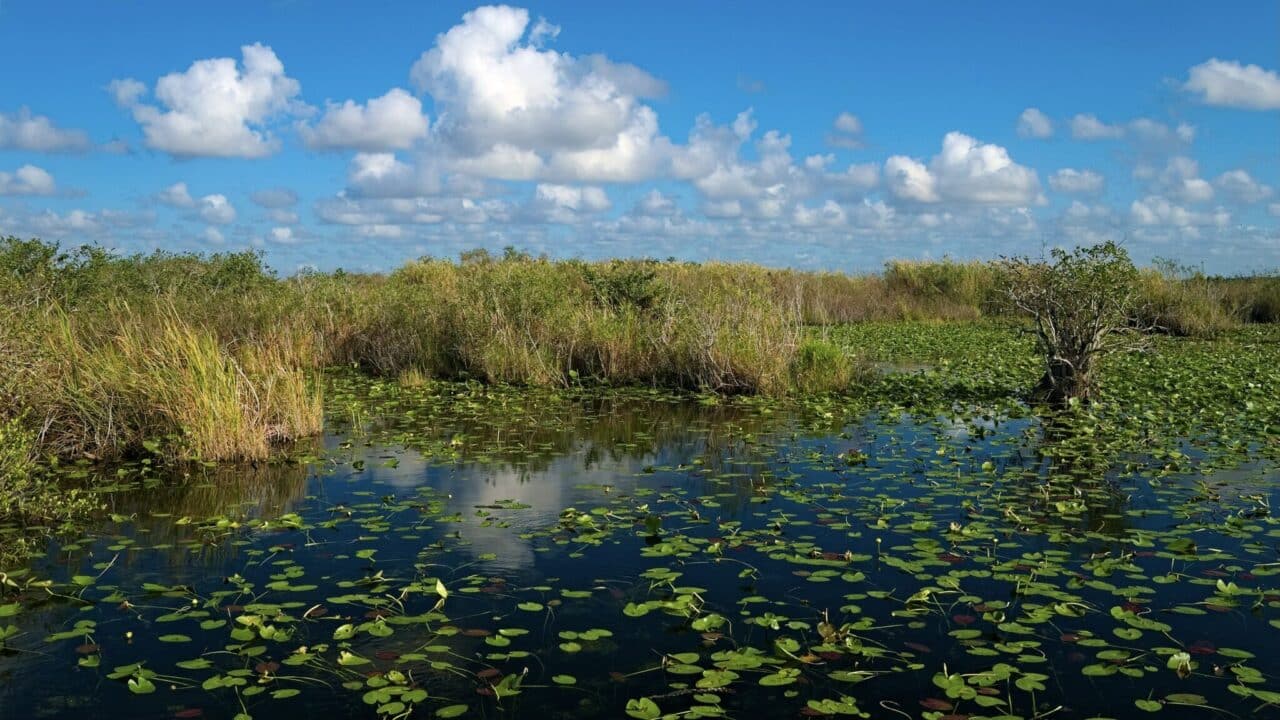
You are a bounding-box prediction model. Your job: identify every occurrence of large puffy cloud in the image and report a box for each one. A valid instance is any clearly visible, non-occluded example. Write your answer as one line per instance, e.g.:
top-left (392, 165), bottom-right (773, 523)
top-left (0, 108), bottom-right (92, 152)
top-left (114, 44), bottom-right (303, 158)
top-left (1016, 108), bottom-right (1053, 139)
top-left (408, 5), bottom-right (669, 182)
top-left (301, 88), bottom-right (429, 151)
top-left (0, 165), bottom-right (57, 195)
top-left (885, 132), bottom-right (1041, 205)
top-left (884, 155), bottom-right (939, 202)
top-left (1049, 168), bottom-right (1104, 195)
top-left (1184, 58), bottom-right (1280, 110)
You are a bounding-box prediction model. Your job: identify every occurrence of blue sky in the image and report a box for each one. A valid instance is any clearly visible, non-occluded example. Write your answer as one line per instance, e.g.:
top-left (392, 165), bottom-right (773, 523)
top-left (1, 1), bottom-right (1277, 273)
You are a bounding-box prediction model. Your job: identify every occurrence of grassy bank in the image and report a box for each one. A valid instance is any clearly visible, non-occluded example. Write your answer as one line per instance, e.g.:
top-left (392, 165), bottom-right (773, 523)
top-left (1, 237), bottom-right (1276, 473)
top-left (779, 257), bottom-right (1280, 333)
top-left (0, 240), bottom-right (862, 470)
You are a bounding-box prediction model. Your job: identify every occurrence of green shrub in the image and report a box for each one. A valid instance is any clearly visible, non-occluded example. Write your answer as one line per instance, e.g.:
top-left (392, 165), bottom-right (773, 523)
top-left (997, 241), bottom-right (1142, 404)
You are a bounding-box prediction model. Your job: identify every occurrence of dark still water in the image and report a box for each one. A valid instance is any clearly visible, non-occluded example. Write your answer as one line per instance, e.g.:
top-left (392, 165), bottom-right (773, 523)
top-left (3, 382), bottom-right (1279, 720)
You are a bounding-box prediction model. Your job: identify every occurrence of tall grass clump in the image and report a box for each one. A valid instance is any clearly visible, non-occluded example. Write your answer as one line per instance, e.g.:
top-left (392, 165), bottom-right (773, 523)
top-left (883, 259), bottom-right (996, 320)
top-left (1219, 275), bottom-right (1280, 323)
top-left (1134, 261), bottom-right (1238, 337)
top-left (769, 259), bottom-right (997, 323)
top-left (790, 339), bottom-right (859, 394)
top-left (770, 271), bottom-right (893, 324)
top-left (25, 305), bottom-right (321, 462)
top-left (350, 254), bottom-right (848, 394)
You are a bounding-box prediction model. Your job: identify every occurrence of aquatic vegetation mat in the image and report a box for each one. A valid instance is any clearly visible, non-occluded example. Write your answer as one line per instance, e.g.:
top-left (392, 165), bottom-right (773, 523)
top-left (2, 324), bottom-right (1279, 720)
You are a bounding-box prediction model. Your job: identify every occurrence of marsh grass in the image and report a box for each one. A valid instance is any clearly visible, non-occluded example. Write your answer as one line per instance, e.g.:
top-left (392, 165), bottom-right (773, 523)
top-left (774, 259), bottom-right (998, 323)
top-left (0, 241), bottom-right (866, 462)
top-left (1, 237), bottom-right (1275, 464)
top-left (25, 305), bottom-right (321, 462)
top-left (1133, 262), bottom-right (1239, 337)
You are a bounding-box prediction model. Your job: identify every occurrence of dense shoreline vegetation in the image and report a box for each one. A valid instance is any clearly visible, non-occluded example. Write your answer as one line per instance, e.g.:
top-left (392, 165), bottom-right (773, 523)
top-left (2, 236), bottom-right (1276, 461)
top-left (1, 235), bottom-right (1277, 539)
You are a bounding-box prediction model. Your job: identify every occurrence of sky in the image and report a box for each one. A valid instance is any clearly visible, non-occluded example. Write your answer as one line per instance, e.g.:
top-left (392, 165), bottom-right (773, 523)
top-left (1, 1), bottom-right (1278, 274)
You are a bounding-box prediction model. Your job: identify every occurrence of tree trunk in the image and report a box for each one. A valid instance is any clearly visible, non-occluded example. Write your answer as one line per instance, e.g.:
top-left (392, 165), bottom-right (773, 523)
top-left (1033, 357), bottom-right (1092, 406)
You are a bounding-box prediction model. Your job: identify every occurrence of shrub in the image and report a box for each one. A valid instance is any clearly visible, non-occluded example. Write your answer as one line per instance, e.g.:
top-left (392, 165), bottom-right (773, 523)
top-left (997, 241), bottom-right (1145, 405)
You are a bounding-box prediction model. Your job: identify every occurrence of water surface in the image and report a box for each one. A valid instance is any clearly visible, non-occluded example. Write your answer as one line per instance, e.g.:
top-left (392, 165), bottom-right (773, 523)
top-left (3, 383), bottom-right (1279, 720)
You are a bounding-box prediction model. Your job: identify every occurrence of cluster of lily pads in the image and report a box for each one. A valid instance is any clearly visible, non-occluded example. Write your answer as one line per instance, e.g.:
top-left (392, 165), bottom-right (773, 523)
top-left (1, 322), bottom-right (1278, 719)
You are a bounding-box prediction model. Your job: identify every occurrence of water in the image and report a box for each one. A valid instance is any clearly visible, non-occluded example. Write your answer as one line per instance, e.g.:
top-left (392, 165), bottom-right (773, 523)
top-left (2, 384), bottom-right (1279, 720)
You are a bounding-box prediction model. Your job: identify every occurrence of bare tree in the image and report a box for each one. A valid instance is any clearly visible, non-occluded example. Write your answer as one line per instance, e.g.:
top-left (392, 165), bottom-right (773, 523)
top-left (997, 241), bottom-right (1147, 405)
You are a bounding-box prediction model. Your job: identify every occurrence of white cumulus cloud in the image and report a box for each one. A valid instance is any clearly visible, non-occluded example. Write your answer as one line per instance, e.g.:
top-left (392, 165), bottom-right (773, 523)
top-left (409, 5), bottom-right (670, 182)
top-left (1153, 157), bottom-right (1214, 203)
top-left (0, 108), bottom-right (92, 152)
top-left (156, 181), bottom-right (196, 208)
top-left (1184, 58), bottom-right (1280, 110)
top-left (1070, 113), bottom-right (1124, 140)
top-left (301, 88), bottom-right (429, 151)
top-left (115, 43), bottom-right (303, 158)
top-left (1214, 170), bottom-right (1273, 203)
top-left (1016, 108), bottom-right (1053, 139)
top-left (1048, 168), bottom-right (1104, 195)
top-left (0, 165), bottom-right (57, 195)
top-left (1069, 113), bottom-right (1195, 149)
top-left (1131, 194), bottom-right (1228, 229)
top-left (828, 112), bottom-right (865, 148)
top-left (884, 155), bottom-right (939, 203)
top-left (198, 194), bottom-right (237, 224)
top-left (886, 132), bottom-right (1041, 205)
top-left (526, 183), bottom-right (611, 222)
